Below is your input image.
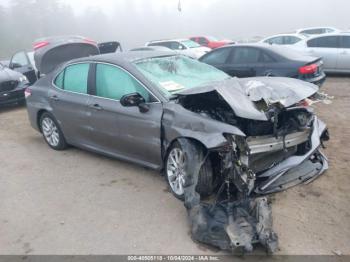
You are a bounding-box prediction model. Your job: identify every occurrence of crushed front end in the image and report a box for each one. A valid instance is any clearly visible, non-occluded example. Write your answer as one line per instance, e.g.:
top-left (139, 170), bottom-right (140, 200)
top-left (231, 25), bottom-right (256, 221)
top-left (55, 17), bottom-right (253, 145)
top-left (233, 106), bottom-right (329, 195)
top-left (172, 77), bottom-right (330, 254)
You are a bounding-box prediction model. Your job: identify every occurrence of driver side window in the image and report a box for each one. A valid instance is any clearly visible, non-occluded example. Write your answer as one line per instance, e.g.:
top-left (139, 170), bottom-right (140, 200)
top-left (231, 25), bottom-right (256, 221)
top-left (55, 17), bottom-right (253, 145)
top-left (95, 64), bottom-right (151, 102)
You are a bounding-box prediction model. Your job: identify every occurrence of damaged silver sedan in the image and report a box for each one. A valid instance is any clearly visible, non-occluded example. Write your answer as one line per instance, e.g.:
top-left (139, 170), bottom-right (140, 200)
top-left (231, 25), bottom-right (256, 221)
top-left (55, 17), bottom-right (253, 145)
top-left (26, 52), bottom-right (329, 253)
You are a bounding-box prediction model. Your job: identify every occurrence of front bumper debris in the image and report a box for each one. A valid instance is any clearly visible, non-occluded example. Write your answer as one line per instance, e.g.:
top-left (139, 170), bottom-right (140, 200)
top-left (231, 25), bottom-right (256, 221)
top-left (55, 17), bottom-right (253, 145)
top-left (255, 117), bottom-right (329, 194)
top-left (179, 116), bottom-right (329, 254)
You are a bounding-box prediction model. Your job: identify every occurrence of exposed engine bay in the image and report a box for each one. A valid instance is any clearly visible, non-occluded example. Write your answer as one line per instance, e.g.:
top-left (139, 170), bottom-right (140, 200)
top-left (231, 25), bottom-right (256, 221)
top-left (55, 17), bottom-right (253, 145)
top-left (171, 81), bottom-right (330, 254)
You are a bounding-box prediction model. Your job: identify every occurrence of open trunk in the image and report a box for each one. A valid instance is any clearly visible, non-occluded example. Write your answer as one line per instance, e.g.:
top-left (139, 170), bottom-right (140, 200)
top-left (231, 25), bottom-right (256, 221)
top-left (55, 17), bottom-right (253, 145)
top-left (33, 36), bottom-right (100, 75)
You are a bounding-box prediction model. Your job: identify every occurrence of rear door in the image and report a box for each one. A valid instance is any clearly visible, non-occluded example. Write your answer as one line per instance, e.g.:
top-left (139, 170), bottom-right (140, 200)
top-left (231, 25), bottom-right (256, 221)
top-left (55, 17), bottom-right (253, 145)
top-left (306, 36), bottom-right (340, 71)
top-left (49, 63), bottom-right (92, 146)
top-left (9, 51), bottom-right (37, 85)
top-left (338, 35), bottom-right (350, 71)
top-left (225, 46), bottom-right (265, 77)
top-left (87, 63), bottom-right (163, 168)
top-left (199, 47), bottom-right (232, 72)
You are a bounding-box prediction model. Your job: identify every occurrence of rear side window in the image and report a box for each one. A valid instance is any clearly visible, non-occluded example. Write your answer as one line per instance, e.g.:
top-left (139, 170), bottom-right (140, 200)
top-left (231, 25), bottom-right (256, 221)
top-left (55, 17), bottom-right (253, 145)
top-left (302, 28), bottom-right (325, 35)
top-left (265, 36), bottom-right (284, 45)
top-left (285, 36), bottom-right (301, 44)
top-left (54, 71), bottom-right (64, 89)
top-left (307, 36), bottom-right (339, 48)
top-left (149, 42), bottom-right (170, 49)
top-left (341, 36), bottom-right (350, 48)
top-left (63, 63), bottom-right (89, 94)
top-left (200, 47), bottom-right (231, 64)
top-left (95, 64), bottom-right (150, 102)
top-left (261, 52), bottom-right (275, 63)
top-left (198, 37), bottom-right (208, 45)
top-left (230, 47), bottom-right (261, 64)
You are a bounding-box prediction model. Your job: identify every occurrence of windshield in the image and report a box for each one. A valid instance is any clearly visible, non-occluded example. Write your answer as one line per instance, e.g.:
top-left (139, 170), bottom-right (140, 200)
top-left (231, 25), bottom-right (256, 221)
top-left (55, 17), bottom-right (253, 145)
top-left (134, 55), bottom-right (230, 98)
top-left (181, 40), bottom-right (201, 48)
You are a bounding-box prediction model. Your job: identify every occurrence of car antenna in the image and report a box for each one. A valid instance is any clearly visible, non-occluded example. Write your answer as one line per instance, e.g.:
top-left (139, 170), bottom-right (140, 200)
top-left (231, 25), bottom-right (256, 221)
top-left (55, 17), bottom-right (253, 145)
top-left (178, 0), bottom-right (182, 12)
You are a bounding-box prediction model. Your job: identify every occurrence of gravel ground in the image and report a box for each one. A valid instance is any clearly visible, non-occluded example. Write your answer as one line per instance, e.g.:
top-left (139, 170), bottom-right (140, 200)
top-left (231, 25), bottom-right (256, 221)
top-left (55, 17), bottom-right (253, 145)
top-left (0, 76), bottom-right (349, 255)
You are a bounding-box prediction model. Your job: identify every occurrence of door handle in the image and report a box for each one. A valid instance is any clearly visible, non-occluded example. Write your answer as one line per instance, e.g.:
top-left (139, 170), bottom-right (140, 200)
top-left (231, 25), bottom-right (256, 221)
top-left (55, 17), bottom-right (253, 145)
top-left (341, 51), bottom-right (347, 55)
top-left (89, 104), bottom-right (103, 111)
top-left (50, 95), bottom-right (59, 101)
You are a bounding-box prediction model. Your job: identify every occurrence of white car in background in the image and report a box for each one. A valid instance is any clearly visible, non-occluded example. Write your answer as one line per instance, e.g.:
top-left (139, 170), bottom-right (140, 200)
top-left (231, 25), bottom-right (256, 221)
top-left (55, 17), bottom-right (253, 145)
top-left (296, 27), bottom-right (340, 36)
top-left (260, 33), bottom-right (307, 46)
top-left (145, 38), bottom-right (211, 59)
top-left (291, 33), bottom-right (350, 73)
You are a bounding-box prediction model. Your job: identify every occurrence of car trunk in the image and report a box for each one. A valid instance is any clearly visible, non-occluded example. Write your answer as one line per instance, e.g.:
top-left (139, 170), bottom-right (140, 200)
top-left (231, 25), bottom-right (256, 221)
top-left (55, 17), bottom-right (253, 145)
top-left (33, 36), bottom-right (100, 75)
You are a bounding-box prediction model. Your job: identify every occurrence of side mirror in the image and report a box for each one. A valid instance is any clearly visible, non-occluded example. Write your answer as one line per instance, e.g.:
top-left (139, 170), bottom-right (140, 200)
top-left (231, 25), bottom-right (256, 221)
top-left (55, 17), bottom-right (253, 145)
top-left (120, 92), bottom-right (149, 113)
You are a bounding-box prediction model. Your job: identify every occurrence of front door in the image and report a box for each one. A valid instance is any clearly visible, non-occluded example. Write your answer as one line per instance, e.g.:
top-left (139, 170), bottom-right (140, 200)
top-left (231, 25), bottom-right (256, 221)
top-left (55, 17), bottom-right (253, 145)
top-left (87, 63), bottom-right (163, 169)
top-left (306, 36), bottom-right (340, 71)
top-left (9, 51), bottom-right (37, 84)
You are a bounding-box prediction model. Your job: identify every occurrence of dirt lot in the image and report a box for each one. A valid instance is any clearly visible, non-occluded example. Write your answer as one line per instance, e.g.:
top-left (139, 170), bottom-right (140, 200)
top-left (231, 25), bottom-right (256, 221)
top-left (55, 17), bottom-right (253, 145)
top-left (0, 76), bottom-right (349, 255)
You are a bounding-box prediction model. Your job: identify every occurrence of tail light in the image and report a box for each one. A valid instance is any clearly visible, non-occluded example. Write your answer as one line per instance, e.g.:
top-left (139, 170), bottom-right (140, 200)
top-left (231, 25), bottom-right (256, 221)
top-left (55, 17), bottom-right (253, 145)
top-left (299, 63), bottom-right (318, 75)
top-left (34, 41), bottom-right (49, 50)
top-left (83, 38), bottom-right (97, 45)
top-left (24, 88), bottom-right (32, 98)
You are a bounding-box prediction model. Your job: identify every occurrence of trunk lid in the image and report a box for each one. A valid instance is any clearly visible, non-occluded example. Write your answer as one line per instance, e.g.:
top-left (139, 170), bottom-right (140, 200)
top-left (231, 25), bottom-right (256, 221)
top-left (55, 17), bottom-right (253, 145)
top-left (33, 36), bottom-right (100, 74)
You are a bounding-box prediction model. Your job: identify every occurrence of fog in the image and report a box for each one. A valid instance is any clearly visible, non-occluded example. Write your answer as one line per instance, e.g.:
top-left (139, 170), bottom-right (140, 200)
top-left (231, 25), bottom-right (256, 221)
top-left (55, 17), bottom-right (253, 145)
top-left (0, 0), bottom-right (349, 58)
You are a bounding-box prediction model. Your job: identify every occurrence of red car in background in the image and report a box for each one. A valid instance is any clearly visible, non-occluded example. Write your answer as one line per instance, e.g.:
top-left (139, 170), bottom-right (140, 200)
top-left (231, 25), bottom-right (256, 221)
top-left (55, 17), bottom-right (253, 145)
top-left (190, 36), bottom-right (234, 49)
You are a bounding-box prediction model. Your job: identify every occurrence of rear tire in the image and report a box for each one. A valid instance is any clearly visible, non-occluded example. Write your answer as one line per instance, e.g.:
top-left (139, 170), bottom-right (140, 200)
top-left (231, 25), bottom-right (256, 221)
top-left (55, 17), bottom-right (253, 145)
top-left (165, 140), bottom-right (214, 200)
top-left (40, 112), bottom-right (67, 151)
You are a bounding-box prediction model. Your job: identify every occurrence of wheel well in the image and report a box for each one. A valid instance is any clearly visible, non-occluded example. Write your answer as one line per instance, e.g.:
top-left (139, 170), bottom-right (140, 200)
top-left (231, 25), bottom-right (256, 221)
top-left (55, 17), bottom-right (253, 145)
top-left (37, 109), bottom-right (48, 133)
top-left (164, 137), bottom-right (208, 161)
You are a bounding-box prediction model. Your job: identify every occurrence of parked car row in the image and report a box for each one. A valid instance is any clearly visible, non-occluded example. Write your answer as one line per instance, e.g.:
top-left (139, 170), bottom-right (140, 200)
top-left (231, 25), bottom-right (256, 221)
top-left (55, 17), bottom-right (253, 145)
top-left (3, 28), bottom-right (350, 109)
top-left (145, 38), bottom-right (211, 59)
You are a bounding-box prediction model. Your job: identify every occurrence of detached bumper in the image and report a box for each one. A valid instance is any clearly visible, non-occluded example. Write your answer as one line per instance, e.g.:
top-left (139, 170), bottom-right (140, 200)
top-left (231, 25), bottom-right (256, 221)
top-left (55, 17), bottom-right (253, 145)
top-left (254, 117), bottom-right (329, 194)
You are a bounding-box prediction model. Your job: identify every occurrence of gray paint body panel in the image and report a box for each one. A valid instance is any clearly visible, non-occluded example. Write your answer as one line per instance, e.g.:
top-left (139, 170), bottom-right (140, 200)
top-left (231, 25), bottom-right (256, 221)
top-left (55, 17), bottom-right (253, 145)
top-left (26, 52), bottom-right (323, 171)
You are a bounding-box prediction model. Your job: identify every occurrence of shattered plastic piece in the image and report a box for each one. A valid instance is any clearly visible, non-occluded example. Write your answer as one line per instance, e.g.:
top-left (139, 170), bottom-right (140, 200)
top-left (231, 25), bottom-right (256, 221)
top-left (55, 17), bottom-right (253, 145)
top-left (332, 250), bottom-right (343, 256)
top-left (179, 138), bottom-right (278, 253)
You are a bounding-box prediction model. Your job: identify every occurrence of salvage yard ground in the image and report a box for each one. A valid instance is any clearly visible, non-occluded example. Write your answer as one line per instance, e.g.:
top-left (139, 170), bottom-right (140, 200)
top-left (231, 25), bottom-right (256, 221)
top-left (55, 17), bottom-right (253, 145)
top-left (0, 76), bottom-right (349, 255)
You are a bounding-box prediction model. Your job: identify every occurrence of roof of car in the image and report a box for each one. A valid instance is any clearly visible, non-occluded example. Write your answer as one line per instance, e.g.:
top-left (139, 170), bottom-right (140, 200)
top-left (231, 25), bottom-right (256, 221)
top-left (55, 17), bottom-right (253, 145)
top-left (296, 26), bottom-right (339, 32)
top-left (148, 38), bottom-right (189, 43)
top-left (261, 33), bottom-right (307, 39)
top-left (298, 32), bottom-right (350, 42)
top-left (70, 51), bottom-right (177, 65)
top-left (220, 43), bottom-right (283, 49)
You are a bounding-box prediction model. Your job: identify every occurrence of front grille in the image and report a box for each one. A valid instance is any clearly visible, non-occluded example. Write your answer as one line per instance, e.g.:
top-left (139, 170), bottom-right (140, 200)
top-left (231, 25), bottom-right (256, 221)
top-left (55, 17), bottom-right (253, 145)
top-left (0, 80), bottom-right (18, 92)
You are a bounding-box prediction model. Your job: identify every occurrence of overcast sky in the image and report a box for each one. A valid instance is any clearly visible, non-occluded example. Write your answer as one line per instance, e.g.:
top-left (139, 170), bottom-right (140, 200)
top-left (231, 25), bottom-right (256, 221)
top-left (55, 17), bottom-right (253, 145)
top-left (1, 0), bottom-right (349, 49)
top-left (60, 0), bottom-right (349, 39)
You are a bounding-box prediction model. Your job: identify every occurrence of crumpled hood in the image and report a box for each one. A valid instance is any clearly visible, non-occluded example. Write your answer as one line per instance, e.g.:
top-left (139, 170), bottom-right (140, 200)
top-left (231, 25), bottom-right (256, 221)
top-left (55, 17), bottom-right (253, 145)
top-left (177, 77), bottom-right (319, 121)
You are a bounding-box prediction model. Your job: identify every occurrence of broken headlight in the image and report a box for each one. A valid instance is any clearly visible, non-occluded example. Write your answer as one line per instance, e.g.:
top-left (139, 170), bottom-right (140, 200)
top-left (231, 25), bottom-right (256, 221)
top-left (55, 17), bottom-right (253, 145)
top-left (294, 111), bottom-right (313, 128)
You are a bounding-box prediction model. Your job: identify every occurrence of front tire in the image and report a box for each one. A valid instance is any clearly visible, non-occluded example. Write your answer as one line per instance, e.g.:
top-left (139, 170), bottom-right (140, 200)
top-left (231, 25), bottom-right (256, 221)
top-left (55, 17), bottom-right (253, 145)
top-left (165, 141), bottom-right (213, 200)
top-left (40, 112), bottom-right (67, 150)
